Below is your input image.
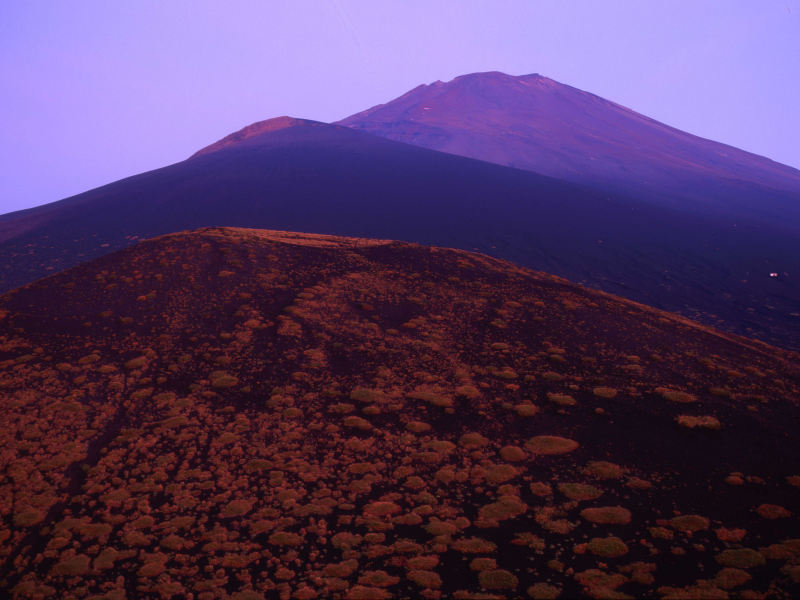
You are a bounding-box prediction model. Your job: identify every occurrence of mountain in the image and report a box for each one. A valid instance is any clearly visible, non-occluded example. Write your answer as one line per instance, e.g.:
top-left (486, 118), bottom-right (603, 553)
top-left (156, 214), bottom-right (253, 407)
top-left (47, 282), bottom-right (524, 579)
top-left (338, 71), bottom-right (800, 228)
top-left (0, 117), bottom-right (798, 349)
top-left (1, 227), bottom-right (798, 597)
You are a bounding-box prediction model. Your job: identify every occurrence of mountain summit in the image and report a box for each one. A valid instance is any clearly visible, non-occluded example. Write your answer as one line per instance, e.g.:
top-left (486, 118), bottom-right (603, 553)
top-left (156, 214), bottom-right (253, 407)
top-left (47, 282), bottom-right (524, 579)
top-left (191, 116), bottom-right (323, 157)
top-left (338, 71), bottom-right (800, 226)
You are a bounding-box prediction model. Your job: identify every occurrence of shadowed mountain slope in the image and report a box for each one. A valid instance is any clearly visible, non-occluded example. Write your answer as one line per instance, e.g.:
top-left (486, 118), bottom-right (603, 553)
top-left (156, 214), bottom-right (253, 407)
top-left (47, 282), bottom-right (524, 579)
top-left (0, 227), bottom-right (799, 597)
top-left (0, 119), bottom-right (798, 349)
top-left (338, 71), bottom-right (800, 228)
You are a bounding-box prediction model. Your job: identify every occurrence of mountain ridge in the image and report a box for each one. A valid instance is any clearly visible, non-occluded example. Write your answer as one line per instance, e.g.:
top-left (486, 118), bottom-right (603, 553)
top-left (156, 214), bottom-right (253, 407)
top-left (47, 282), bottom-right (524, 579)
top-left (337, 71), bottom-right (800, 227)
top-left (0, 117), bottom-right (798, 349)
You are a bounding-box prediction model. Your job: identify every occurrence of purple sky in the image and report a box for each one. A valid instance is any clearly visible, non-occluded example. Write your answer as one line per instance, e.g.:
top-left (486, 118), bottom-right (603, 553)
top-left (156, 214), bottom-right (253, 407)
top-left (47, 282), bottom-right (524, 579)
top-left (1, 0), bottom-right (798, 214)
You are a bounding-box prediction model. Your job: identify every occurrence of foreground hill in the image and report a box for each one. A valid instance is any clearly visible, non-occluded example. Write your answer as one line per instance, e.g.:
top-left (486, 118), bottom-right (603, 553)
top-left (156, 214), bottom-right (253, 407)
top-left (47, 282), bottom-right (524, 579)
top-left (1, 227), bottom-right (798, 598)
top-left (0, 119), bottom-right (798, 350)
top-left (338, 71), bottom-right (800, 228)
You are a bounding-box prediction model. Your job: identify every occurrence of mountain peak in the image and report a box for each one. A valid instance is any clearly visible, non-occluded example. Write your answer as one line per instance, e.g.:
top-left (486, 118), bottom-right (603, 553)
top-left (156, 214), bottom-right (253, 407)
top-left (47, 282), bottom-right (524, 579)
top-left (191, 116), bottom-right (322, 158)
top-left (452, 70), bottom-right (517, 81)
top-left (448, 71), bottom-right (570, 99)
top-left (432, 71), bottom-right (555, 94)
top-left (337, 70), bottom-right (800, 208)
top-left (336, 71), bottom-right (590, 129)
top-left (450, 70), bottom-right (543, 83)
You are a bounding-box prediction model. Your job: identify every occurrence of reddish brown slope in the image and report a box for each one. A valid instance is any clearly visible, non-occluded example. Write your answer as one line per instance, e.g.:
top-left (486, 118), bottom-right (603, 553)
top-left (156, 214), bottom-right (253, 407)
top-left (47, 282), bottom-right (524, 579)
top-left (0, 227), bottom-right (798, 598)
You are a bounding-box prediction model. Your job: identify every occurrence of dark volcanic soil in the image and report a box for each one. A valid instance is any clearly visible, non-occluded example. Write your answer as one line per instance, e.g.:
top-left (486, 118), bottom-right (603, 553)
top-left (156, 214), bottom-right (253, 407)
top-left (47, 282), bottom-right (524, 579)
top-left (1, 118), bottom-right (798, 351)
top-left (0, 227), bottom-right (798, 599)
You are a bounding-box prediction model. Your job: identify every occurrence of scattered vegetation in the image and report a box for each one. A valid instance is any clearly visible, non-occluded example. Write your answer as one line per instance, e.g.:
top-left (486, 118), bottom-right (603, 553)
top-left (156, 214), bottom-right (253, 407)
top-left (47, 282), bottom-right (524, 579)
top-left (0, 227), bottom-right (797, 598)
top-left (580, 506), bottom-right (632, 525)
top-left (592, 386), bottom-right (618, 399)
top-left (655, 387), bottom-right (698, 403)
top-left (586, 536), bottom-right (629, 558)
top-left (525, 436), bottom-right (579, 455)
top-left (676, 415), bottom-right (721, 430)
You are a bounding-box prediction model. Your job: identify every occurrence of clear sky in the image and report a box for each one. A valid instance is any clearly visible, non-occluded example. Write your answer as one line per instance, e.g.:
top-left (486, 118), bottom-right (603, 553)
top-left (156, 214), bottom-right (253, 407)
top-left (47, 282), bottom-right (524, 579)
top-left (1, 0), bottom-right (798, 214)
